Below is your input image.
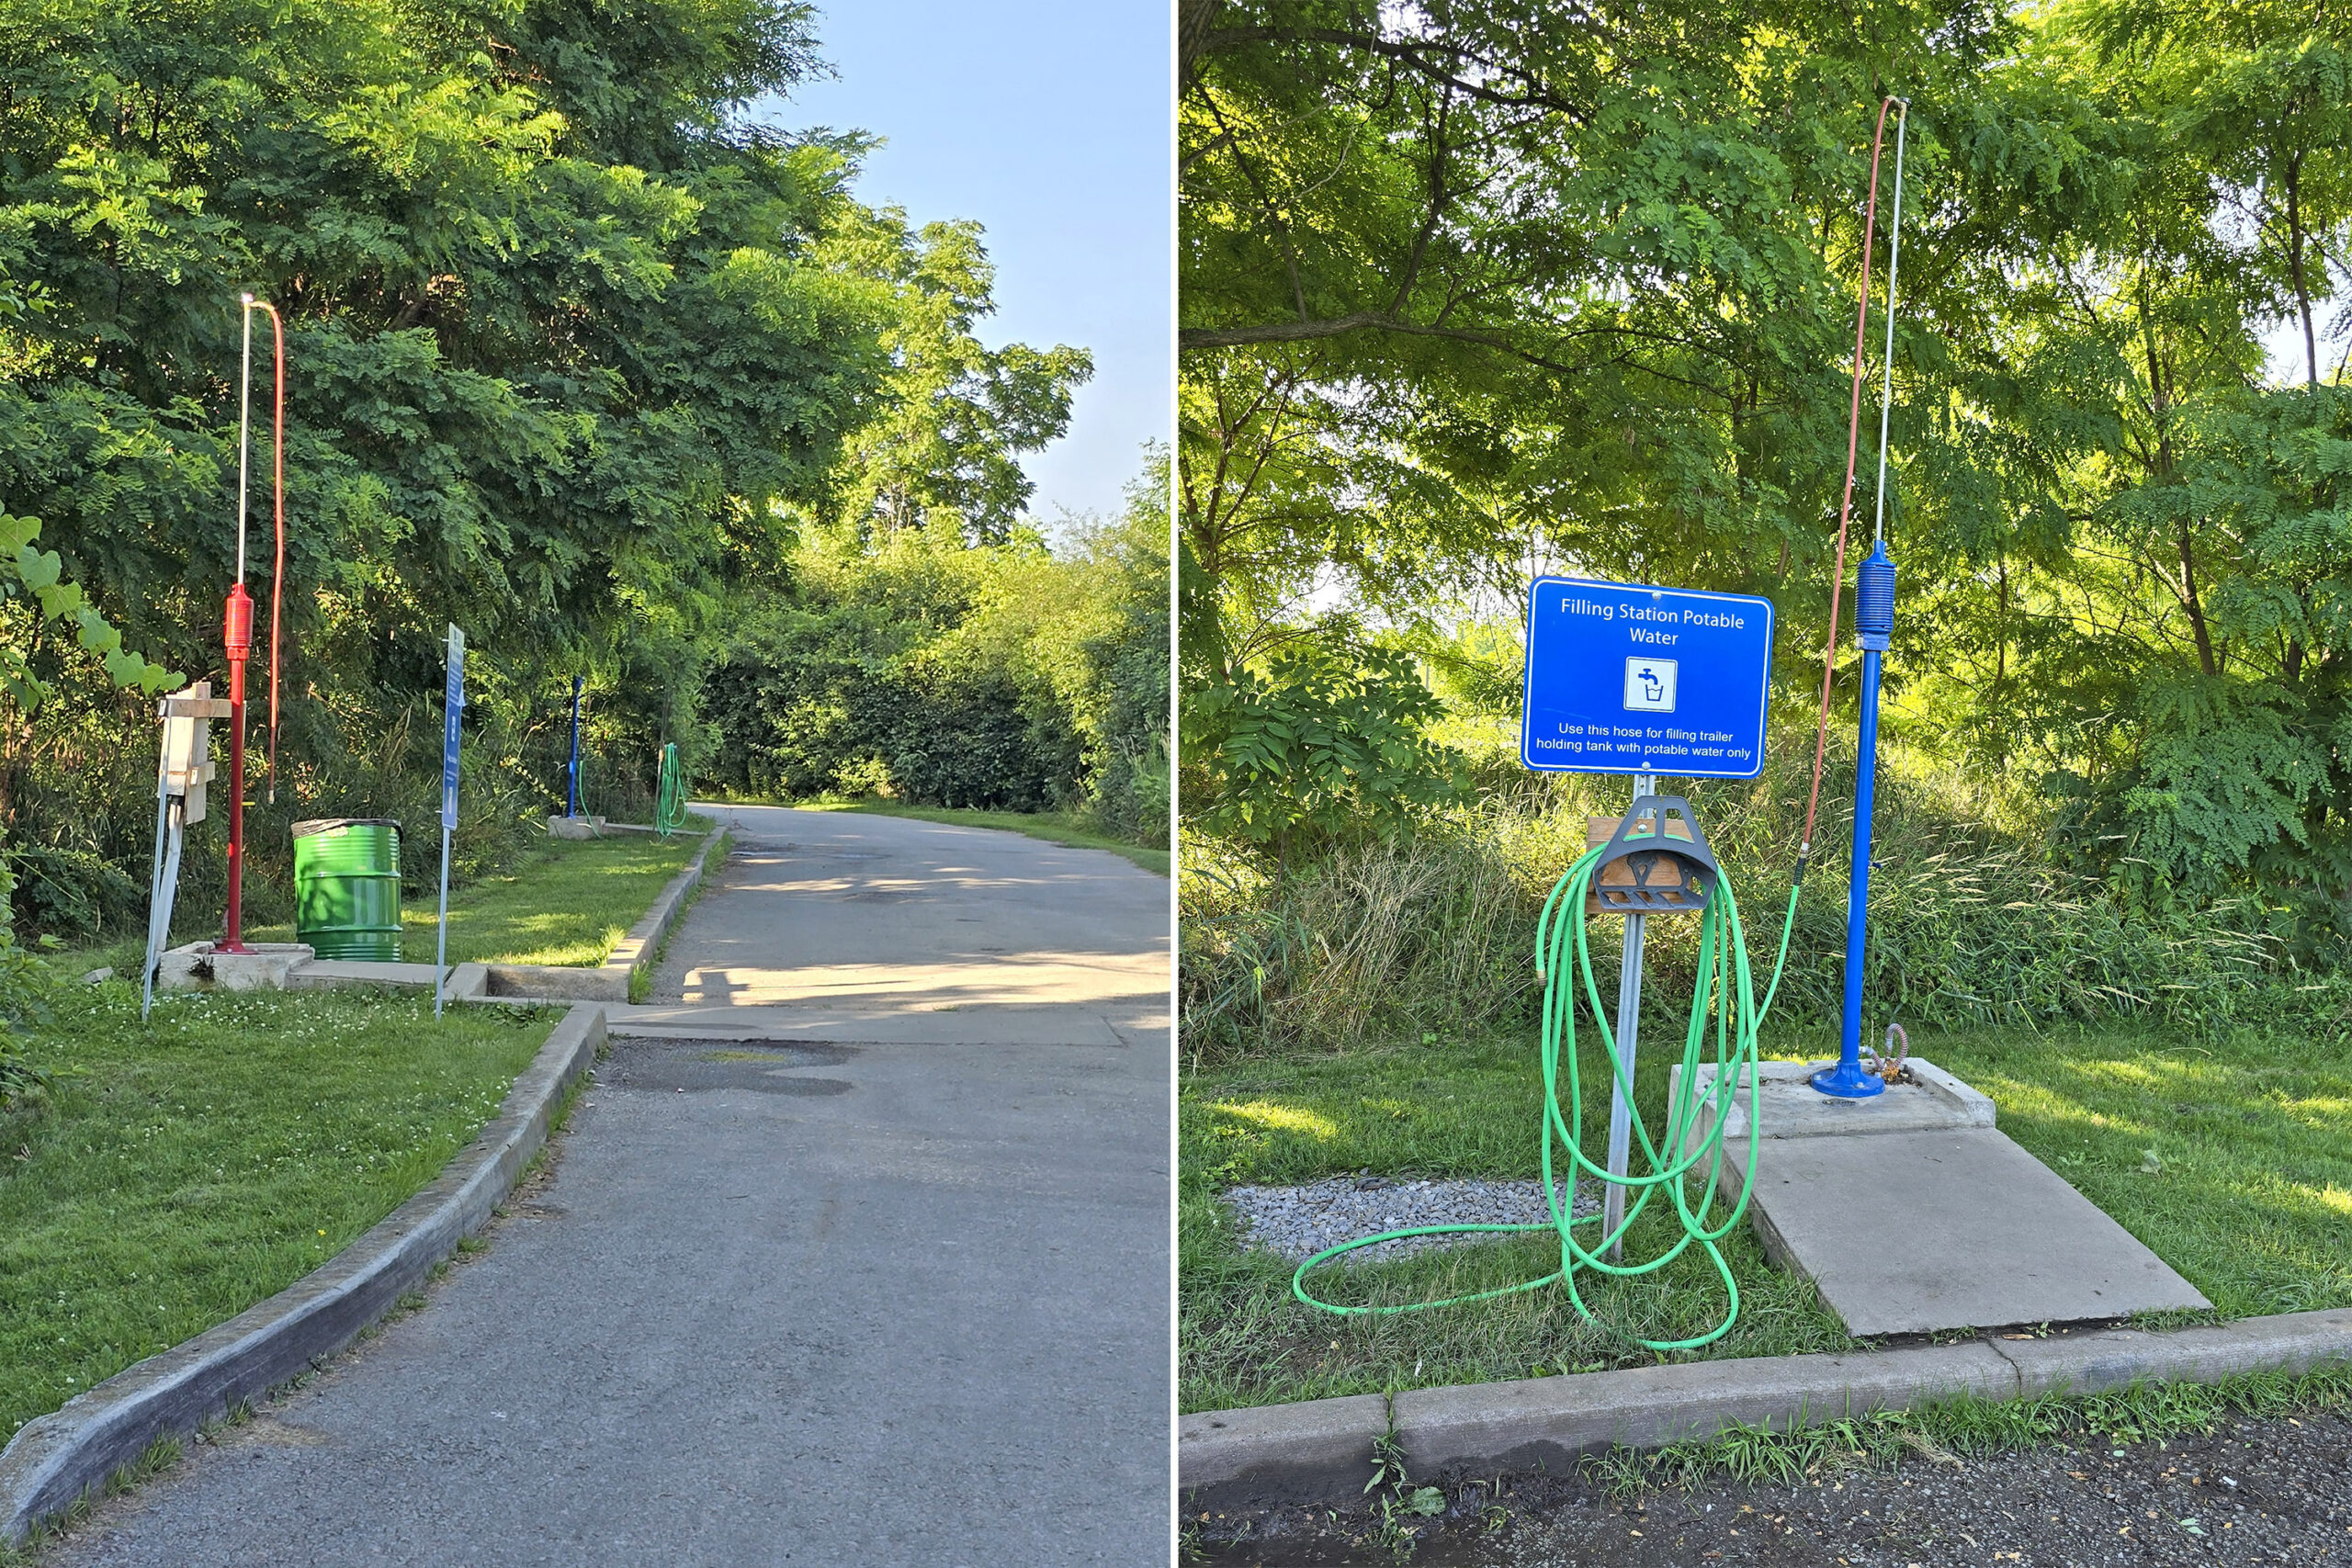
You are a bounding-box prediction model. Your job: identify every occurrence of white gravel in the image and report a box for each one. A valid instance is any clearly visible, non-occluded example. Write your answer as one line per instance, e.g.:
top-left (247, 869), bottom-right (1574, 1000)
top-left (1221, 1175), bottom-right (1599, 1264)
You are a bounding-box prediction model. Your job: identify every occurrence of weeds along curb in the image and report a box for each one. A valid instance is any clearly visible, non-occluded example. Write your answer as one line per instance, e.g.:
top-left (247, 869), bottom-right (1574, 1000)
top-left (485, 823), bottom-right (727, 1003)
top-left (0, 1003), bottom-right (608, 1546)
top-left (1178, 1307), bottom-right (2352, 1511)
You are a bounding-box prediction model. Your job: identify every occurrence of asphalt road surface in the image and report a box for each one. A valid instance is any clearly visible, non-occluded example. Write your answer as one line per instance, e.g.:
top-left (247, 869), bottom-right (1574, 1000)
top-left (50, 806), bottom-right (1170, 1566)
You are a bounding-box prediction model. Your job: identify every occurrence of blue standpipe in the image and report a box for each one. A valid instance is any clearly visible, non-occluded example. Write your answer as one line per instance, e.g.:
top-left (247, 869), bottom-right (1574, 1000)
top-left (1815, 542), bottom-right (1896, 1100)
top-left (565, 675), bottom-right (582, 818)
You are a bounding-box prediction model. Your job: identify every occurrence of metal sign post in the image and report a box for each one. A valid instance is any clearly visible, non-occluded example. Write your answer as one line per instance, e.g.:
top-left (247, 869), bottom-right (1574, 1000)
top-left (1600, 769), bottom-right (1656, 1261)
top-left (1521, 577), bottom-right (1776, 1260)
top-left (436, 625), bottom-right (465, 1018)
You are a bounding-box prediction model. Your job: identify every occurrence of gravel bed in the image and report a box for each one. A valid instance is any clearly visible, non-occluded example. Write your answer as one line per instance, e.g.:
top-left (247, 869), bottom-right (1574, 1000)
top-left (1221, 1176), bottom-right (1596, 1264)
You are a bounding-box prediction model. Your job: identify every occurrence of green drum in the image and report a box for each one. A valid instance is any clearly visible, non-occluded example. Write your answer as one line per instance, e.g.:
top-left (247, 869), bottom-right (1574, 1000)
top-left (292, 818), bottom-right (403, 962)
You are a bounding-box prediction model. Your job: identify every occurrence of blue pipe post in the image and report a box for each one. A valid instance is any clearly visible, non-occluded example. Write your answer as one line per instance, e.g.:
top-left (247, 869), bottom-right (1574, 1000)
top-left (1815, 542), bottom-right (1896, 1099)
top-left (565, 675), bottom-right (582, 819)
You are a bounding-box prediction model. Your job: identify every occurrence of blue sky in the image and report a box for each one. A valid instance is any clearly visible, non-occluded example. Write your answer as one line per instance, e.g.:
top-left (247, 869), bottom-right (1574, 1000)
top-left (752, 4), bottom-right (1171, 527)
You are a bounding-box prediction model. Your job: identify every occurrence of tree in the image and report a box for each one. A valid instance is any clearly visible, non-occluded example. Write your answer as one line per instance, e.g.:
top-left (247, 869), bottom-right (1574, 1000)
top-left (820, 210), bottom-right (1093, 545)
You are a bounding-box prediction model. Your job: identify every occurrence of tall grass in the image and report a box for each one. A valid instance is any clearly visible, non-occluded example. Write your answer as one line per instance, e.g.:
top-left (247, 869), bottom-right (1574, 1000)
top-left (1180, 734), bottom-right (2341, 1061)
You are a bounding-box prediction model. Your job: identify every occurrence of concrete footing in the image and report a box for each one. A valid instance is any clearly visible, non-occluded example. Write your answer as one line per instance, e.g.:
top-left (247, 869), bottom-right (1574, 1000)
top-left (155, 942), bottom-right (312, 991)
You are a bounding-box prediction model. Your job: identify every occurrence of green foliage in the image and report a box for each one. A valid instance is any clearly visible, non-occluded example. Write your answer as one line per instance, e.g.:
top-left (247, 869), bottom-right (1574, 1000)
top-left (820, 210), bottom-right (1094, 544)
top-left (1180, 0), bottom-right (2352, 1012)
top-left (707, 452), bottom-right (1171, 837)
top-left (1181, 733), bottom-right (2323, 1057)
top-left (0, 0), bottom-right (1132, 937)
top-left (1183, 643), bottom-right (1460, 856)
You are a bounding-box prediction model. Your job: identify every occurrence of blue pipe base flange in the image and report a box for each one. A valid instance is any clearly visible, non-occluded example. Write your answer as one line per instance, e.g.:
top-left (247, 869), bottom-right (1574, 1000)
top-left (1809, 1058), bottom-right (1887, 1099)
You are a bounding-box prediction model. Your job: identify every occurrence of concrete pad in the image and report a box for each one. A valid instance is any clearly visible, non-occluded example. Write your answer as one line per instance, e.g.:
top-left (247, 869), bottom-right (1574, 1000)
top-left (1746, 1127), bottom-right (2210, 1337)
top-left (1673, 1055), bottom-right (1995, 1144)
top-left (286, 959), bottom-right (442, 990)
top-left (156, 942), bottom-right (311, 992)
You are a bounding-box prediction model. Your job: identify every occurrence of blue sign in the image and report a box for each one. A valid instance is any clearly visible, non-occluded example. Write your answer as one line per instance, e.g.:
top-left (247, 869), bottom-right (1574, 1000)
top-left (1521, 578), bottom-right (1774, 779)
top-left (441, 626), bottom-right (466, 830)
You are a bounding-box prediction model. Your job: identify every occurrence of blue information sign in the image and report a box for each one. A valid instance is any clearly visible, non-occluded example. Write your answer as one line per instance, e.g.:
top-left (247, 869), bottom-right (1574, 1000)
top-left (440, 626), bottom-right (466, 829)
top-left (1521, 578), bottom-right (1774, 779)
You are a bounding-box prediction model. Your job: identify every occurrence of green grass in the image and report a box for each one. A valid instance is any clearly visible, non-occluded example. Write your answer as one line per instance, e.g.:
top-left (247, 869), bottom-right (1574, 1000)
top-left (1917, 1023), bottom-right (2352, 1320)
top-left (791, 797), bottom-right (1170, 876)
top-left (199, 826), bottom-right (703, 970)
top-left (1180, 1018), bottom-right (2352, 1414)
top-left (0, 983), bottom-right (559, 1447)
top-left (393, 828), bottom-right (705, 966)
top-left (1180, 1030), bottom-right (1853, 1414)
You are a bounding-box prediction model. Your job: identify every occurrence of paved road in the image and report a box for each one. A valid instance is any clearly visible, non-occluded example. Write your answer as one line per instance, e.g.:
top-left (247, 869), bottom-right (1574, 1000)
top-left (51, 805), bottom-right (1170, 1566)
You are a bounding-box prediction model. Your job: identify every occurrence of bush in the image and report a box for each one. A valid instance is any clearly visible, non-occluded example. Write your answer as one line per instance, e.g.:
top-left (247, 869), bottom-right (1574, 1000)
top-left (1180, 729), bottom-right (2336, 1062)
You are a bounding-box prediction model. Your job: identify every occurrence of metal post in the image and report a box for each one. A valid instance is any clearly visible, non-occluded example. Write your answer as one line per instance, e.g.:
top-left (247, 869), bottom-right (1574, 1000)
top-left (436, 625), bottom-right (464, 1018)
top-left (1815, 546), bottom-right (1895, 1099)
top-left (566, 675), bottom-right (582, 818)
top-left (1602, 771), bottom-right (1656, 1259)
top-left (435, 823), bottom-right (451, 1020)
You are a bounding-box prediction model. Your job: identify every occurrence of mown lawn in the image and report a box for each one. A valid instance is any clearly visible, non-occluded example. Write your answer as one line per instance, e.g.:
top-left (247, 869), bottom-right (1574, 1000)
top-left (208, 822), bottom-right (707, 969)
top-left (791, 798), bottom-right (1169, 876)
top-left (393, 826), bottom-right (707, 966)
top-left (1180, 1019), bottom-right (2352, 1414)
top-left (0, 984), bottom-right (559, 1445)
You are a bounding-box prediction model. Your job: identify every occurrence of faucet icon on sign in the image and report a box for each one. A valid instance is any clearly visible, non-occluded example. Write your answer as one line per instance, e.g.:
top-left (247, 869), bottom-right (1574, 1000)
top-left (1637, 667), bottom-right (1664, 703)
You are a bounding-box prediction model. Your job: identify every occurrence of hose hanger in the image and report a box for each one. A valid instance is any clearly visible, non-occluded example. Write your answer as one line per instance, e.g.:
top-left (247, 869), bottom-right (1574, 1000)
top-left (1589, 795), bottom-right (1720, 915)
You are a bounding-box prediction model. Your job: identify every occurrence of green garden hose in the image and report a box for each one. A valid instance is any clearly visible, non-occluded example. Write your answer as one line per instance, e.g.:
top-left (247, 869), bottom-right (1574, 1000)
top-left (1291, 847), bottom-right (1801, 1351)
top-left (654, 742), bottom-right (689, 837)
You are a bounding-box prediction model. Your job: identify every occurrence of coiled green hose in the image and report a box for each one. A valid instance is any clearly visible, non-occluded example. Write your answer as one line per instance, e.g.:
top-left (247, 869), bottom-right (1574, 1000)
top-left (653, 742), bottom-right (689, 837)
top-left (1291, 844), bottom-right (1800, 1351)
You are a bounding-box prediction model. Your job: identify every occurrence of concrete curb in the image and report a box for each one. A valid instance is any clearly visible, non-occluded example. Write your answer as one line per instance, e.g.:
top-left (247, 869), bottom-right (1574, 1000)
top-left (486, 824), bottom-right (725, 1003)
top-left (1179, 1308), bottom-right (2352, 1510)
top-left (0, 1003), bottom-right (608, 1545)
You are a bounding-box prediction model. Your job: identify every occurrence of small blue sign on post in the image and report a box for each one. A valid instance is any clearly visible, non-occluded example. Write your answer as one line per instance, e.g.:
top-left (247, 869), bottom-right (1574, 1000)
top-left (1520, 578), bottom-right (1775, 780)
top-left (436, 625), bottom-right (465, 1016)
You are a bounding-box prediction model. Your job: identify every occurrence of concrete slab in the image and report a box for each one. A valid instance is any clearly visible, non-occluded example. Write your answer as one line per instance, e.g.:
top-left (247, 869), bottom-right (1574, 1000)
top-left (156, 942), bottom-right (311, 992)
top-left (1673, 1055), bottom-right (1995, 1143)
top-left (1745, 1127), bottom-right (2210, 1337)
top-left (286, 960), bottom-right (442, 990)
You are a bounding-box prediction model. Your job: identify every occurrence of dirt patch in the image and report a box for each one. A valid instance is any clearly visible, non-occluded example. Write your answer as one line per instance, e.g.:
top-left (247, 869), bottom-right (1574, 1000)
top-left (1193, 1409), bottom-right (2352, 1565)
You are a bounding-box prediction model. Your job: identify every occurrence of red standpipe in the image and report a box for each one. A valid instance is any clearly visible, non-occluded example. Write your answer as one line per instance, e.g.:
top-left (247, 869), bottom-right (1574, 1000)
top-left (221, 582), bottom-right (254, 952)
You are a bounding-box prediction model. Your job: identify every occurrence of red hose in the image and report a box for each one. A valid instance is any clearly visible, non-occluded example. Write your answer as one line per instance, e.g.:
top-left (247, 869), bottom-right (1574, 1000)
top-left (1800, 96), bottom-right (1902, 856)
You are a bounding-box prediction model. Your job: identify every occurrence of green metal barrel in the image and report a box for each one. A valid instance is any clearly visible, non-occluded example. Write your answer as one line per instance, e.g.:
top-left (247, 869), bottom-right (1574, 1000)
top-left (292, 818), bottom-right (403, 962)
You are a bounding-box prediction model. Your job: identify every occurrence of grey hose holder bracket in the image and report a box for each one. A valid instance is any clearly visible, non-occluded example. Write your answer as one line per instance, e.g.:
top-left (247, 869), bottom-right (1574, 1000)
top-left (1590, 795), bottom-right (1719, 915)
